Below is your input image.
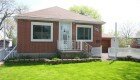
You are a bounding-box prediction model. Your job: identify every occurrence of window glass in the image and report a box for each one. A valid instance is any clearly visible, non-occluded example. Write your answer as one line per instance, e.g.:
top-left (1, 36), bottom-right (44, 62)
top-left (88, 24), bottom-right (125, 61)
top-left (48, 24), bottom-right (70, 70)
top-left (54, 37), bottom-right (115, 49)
top-left (77, 27), bottom-right (84, 39)
top-left (33, 25), bottom-right (51, 39)
top-left (77, 27), bottom-right (92, 40)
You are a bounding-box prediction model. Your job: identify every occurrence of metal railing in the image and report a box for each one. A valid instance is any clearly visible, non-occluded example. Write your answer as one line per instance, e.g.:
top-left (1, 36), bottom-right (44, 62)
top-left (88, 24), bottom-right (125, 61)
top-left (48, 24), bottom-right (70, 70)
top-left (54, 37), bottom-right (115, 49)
top-left (0, 48), bottom-right (6, 61)
top-left (3, 46), bottom-right (17, 61)
top-left (57, 40), bottom-right (101, 56)
top-left (57, 40), bottom-right (81, 51)
top-left (82, 42), bottom-right (93, 54)
top-left (57, 40), bottom-right (103, 57)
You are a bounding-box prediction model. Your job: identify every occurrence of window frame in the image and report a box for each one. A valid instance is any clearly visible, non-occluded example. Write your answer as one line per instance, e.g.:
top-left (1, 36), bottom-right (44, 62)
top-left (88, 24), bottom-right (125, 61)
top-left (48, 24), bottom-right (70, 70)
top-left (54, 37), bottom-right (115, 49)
top-left (31, 22), bottom-right (53, 42)
top-left (76, 24), bottom-right (93, 42)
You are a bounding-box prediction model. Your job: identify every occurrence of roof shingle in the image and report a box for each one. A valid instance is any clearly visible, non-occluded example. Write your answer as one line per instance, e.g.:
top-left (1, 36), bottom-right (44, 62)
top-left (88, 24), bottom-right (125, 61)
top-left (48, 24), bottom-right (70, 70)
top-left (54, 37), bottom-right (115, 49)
top-left (15, 6), bottom-right (105, 24)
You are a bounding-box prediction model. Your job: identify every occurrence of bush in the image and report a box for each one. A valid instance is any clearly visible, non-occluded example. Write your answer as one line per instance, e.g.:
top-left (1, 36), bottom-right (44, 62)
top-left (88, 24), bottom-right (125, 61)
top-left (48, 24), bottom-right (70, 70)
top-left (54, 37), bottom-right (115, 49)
top-left (74, 56), bottom-right (80, 59)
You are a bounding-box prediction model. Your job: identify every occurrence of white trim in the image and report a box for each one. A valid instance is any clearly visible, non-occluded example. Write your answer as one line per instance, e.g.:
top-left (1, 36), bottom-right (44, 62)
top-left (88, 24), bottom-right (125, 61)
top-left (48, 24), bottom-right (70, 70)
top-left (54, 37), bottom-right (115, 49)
top-left (59, 22), bottom-right (72, 41)
top-left (31, 22), bottom-right (53, 42)
top-left (58, 22), bottom-right (72, 50)
top-left (76, 24), bottom-right (93, 42)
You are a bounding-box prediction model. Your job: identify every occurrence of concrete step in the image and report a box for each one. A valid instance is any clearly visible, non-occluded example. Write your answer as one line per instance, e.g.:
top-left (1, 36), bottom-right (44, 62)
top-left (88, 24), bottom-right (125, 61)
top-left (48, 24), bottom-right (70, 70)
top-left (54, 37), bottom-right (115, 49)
top-left (0, 61), bottom-right (4, 66)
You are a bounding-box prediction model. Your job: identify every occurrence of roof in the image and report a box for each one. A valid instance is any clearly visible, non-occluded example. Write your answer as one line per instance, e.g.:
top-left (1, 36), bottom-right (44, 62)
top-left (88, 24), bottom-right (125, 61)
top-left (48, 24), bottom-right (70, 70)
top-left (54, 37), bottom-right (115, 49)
top-left (15, 6), bottom-right (105, 24)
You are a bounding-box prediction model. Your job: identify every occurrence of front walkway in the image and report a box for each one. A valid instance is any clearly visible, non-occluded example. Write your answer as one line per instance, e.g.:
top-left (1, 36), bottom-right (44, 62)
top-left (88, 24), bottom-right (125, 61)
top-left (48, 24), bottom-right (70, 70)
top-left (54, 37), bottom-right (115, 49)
top-left (0, 61), bottom-right (4, 66)
top-left (101, 53), bottom-right (109, 61)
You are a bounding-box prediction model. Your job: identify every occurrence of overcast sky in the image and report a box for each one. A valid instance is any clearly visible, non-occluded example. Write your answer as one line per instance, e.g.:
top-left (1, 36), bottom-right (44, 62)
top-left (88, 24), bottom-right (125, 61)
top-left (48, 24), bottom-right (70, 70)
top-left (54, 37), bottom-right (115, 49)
top-left (15, 0), bottom-right (140, 34)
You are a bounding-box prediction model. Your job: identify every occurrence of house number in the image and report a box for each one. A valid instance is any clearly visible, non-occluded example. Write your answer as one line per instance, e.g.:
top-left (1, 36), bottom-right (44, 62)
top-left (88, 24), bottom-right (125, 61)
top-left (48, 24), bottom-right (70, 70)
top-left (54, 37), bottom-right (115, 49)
top-left (95, 27), bottom-right (99, 32)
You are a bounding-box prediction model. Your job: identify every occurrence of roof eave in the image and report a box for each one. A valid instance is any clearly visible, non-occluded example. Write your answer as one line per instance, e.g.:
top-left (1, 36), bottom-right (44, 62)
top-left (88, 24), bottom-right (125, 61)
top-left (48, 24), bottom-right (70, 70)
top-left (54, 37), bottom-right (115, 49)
top-left (15, 16), bottom-right (105, 25)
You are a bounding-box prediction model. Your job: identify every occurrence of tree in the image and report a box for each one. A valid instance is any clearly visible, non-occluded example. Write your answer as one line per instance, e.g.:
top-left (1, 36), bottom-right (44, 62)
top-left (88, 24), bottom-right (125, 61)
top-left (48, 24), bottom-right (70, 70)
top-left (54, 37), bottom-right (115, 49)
top-left (2, 18), bottom-right (16, 38)
top-left (16, 4), bottom-right (29, 14)
top-left (0, 0), bottom-right (29, 46)
top-left (119, 23), bottom-right (136, 47)
top-left (0, 0), bottom-right (15, 30)
top-left (0, 0), bottom-right (28, 30)
top-left (120, 24), bottom-right (135, 38)
top-left (69, 5), bottom-right (101, 20)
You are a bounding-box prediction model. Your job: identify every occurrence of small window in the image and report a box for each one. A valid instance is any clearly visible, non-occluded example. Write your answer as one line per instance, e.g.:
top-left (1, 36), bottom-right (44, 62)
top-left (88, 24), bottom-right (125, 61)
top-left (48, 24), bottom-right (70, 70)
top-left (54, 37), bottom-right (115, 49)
top-left (76, 25), bottom-right (93, 42)
top-left (31, 22), bottom-right (53, 42)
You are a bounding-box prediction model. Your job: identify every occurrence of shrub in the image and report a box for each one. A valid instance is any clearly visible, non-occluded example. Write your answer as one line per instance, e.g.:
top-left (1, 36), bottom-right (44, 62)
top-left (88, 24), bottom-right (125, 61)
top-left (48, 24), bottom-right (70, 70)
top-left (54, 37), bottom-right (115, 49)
top-left (74, 56), bottom-right (80, 59)
top-left (52, 57), bottom-right (60, 60)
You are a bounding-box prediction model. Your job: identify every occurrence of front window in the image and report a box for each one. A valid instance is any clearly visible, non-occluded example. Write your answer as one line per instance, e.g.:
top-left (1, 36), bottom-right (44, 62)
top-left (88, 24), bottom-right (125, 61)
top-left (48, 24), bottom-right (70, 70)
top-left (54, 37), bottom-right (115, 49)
top-left (31, 22), bottom-right (53, 42)
top-left (76, 25), bottom-right (93, 42)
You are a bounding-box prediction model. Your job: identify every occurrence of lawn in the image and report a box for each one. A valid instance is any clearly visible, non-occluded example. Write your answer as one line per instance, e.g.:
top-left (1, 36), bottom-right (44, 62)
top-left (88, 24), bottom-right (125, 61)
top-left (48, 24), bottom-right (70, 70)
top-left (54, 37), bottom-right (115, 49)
top-left (0, 61), bottom-right (140, 80)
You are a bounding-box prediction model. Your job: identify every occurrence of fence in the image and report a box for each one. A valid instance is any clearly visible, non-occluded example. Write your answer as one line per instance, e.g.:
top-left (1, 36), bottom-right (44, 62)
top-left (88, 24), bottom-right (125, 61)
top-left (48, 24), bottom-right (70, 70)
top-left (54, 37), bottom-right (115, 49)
top-left (3, 46), bottom-right (17, 61)
top-left (0, 49), bottom-right (6, 61)
top-left (91, 46), bottom-right (102, 57)
top-left (108, 47), bottom-right (140, 59)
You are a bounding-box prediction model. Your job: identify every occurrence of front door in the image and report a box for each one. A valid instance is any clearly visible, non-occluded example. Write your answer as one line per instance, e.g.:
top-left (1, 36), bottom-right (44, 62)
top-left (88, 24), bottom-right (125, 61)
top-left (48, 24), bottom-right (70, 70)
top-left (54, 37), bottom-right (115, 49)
top-left (59, 22), bottom-right (72, 50)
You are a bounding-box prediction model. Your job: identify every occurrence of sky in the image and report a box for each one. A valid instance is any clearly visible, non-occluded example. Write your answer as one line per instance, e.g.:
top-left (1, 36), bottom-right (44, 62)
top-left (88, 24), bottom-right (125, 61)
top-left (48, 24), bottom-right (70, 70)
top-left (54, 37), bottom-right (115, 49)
top-left (14, 0), bottom-right (140, 34)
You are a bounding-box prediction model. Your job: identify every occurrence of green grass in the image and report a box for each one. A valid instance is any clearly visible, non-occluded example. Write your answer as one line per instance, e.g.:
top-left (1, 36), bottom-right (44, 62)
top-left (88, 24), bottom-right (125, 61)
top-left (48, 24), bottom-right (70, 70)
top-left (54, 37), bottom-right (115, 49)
top-left (0, 61), bottom-right (140, 80)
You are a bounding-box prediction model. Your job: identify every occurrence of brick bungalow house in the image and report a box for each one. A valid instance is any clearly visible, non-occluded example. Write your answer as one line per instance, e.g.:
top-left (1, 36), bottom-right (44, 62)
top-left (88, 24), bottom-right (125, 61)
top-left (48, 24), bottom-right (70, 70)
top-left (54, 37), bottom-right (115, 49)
top-left (0, 40), bottom-right (9, 49)
top-left (15, 6), bottom-right (105, 58)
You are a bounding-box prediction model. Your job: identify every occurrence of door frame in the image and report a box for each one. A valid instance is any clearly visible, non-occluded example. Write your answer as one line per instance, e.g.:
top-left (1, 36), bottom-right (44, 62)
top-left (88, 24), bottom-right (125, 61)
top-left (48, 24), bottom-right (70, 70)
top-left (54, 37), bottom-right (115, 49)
top-left (59, 21), bottom-right (72, 41)
top-left (58, 21), bottom-right (72, 50)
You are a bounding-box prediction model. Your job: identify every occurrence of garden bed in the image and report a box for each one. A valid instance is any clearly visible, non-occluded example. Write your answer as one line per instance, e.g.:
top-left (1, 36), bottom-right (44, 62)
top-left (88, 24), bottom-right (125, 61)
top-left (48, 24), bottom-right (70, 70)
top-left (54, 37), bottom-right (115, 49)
top-left (5, 58), bottom-right (101, 64)
top-left (117, 56), bottom-right (140, 62)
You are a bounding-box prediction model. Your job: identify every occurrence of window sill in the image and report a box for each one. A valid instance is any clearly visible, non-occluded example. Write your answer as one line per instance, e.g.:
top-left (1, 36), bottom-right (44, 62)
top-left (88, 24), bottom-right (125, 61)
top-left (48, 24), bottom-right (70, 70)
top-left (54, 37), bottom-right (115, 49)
top-left (31, 39), bottom-right (53, 42)
top-left (76, 40), bottom-right (93, 42)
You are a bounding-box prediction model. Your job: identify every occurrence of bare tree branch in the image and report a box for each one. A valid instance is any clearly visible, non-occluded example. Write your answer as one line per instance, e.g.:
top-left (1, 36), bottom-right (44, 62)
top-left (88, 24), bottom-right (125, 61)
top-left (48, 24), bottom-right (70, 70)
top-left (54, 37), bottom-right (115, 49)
top-left (120, 23), bottom-right (135, 38)
top-left (119, 22), bottom-right (136, 47)
top-left (0, 0), bottom-right (28, 30)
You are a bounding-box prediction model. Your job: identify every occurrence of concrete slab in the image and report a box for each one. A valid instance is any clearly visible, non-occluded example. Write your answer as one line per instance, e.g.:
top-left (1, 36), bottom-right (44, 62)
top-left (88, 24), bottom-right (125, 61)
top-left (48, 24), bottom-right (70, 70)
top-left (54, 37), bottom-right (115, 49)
top-left (0, 61), bottom-right (4, 66)
top-left (101, 53), bottom-right (109, 61)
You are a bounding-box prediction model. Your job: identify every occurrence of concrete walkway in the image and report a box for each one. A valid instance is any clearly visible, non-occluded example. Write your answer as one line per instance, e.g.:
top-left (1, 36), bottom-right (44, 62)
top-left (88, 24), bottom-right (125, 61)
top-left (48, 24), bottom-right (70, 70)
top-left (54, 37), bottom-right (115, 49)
top-left (0, 61), bottom-right (4, 66)
top-left (101, 53), bottom-right (109, 61)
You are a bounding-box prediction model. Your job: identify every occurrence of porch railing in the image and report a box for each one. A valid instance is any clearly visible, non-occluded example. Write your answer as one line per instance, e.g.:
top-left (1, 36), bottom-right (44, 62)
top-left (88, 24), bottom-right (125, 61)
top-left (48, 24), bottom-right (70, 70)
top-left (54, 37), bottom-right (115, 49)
top-left (82, 42), bottom-right (93, 54)
top-left (57, 40), bottom-right (93, 52)
top-left (57, 40), bottom-right (100, 57)
top-left (57, 40), bottom-right (81, 51)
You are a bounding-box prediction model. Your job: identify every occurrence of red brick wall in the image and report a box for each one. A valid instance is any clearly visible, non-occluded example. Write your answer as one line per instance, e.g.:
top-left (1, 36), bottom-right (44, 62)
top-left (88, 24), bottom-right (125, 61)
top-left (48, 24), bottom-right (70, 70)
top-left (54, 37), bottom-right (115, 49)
top-left (72, 23), bottom-right (102, 47)
top-left (17, 19), bottom-right (59, 53)
top-left (17, 20), bottom-right (102, 53)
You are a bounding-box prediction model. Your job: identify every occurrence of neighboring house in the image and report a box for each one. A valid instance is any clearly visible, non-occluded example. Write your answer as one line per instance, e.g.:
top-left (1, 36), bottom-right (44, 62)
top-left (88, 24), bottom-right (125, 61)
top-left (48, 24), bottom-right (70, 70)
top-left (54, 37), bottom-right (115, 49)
top-left (131, 36), bottom-right (140, 48)
top-left (15, 6), bottom-right (105, 57)
top-left (0, 40), bottom-right (10, 49)
top-left (102, 34), bottom-right (114, 53)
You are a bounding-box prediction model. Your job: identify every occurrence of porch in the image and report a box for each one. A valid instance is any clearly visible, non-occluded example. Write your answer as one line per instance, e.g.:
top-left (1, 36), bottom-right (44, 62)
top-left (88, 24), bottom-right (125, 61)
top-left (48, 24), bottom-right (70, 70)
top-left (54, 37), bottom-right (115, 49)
top-left (57, 40), bottom-right (102, 59)
top-left (57, 40), bottom-right (92, 52)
